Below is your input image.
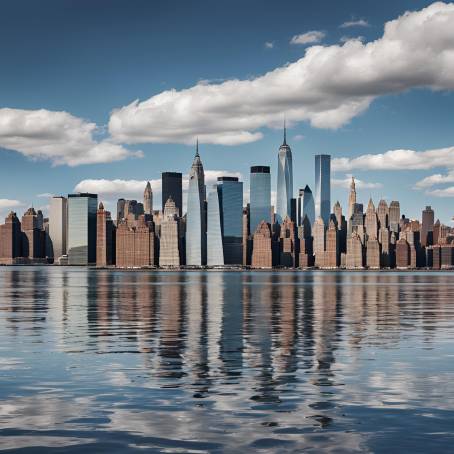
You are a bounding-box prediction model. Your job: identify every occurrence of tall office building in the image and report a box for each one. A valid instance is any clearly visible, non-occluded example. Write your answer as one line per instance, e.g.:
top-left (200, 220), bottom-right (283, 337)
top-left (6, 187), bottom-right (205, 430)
top-left (186, 142), bottom-right (206, 266)
top-left (96, 203), bottom-right (115, 267)
top-left (377, 199), bottom-right (389, 229)
top-left (325, 219), bottom-right (339, 268)
top-left (365, 198), bottom-right (378, 240)
top-left (348, 177), bottom-right (356, 221)
top-left (21, 207), bottom-right (44, 260)
top-left (49, 196), bottom-right (67, 262)
top-left (217, 177), bottom-right (243, 265)
top-left (313, 216), bottom-right (325, 267)
top-left (159, 197), bottom-right (181, 267)
top-left (315, 154), bottom-right (331, 225)
top-left (298, 185), bottom-right (315, 227)
top-left (67, 193), bottom-right (98, 266)
top-left (144, 182), bottom-right (153, 216)
top-left (389, 201), bottom-right (400, 234)
top-left (0, 212), bottom-right (21, 264)
top-left (421, 205), bottom-right (434, 247)
top-left (276, 126), bottom-right (293, 223)
top-left (117, 198), bottom-right (126, 222)
top-left (250, 166), bottom-right (271, 235)
top-left (207, 185), bottom-right (224, 266)
top-left (162, 172), bottom-right (183, 217)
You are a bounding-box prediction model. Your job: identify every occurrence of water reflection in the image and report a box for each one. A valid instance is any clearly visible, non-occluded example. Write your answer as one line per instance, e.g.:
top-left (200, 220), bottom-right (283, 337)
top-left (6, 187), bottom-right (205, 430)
top-left (1, 269), bottom-right (454, 451)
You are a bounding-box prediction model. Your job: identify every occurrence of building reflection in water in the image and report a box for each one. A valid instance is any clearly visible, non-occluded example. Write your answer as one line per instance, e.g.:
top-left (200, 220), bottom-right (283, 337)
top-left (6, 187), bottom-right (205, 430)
top-left (1, 269), bottom-right (454, 428)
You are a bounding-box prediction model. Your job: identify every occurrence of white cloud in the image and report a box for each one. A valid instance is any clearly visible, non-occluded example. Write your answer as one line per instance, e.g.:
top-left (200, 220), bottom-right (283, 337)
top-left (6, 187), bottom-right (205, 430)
top-left (332, 176), bottom-right (382, 189)
top-left (264, 41), bottom-right (274, 49)
top-left (340, 19), bottom-right (370, 28)
top-left (414, 171), bottom-right (454, 189)
top-left (0, 108), bottom-right (142, 166)
top-left (290, 31), bottom-right (325, 45)
top-left (0, 199), bottom-right (24, 211)
top-left (340, 35), bottom-right (365, 43)
top-left (108, 2), bottom-right (454, 146)
top-left (332, 146), bottom-right (454, 172)
top-left (37, 193), bottom-right (54, 198)
top-left (427, 187), bottom-right (454, 197)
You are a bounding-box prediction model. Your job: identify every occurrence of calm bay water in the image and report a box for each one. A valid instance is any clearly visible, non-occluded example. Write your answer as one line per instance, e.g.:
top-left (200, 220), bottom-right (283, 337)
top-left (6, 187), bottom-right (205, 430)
top-left (1, 268), bottom-right (454, 452)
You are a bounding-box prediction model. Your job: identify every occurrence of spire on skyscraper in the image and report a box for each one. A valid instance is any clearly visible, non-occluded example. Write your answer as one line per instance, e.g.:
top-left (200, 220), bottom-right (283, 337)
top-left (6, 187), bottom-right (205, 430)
top-left (283, 118), bottom-right (287, 146)
top-left (196, 137), bottom-right (199, 157)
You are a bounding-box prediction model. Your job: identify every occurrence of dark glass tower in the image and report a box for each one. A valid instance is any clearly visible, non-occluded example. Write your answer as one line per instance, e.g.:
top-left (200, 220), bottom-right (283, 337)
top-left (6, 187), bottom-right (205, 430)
top-left (162, 172), bottom-right (183, 216)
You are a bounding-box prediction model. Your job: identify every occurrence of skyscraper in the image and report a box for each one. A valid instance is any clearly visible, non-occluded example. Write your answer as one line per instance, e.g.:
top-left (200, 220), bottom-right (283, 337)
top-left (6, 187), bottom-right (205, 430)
top-left (315, 154), bottom-right (331, 225)
top-left (348, 177), bottom-right (356, 221)
top-left (0, 212), bottom-right (21, 264)
top-left (186, 142), bottom-right (206, 266)
top-left (250, 166), bottom-right (271, 235)
top-left (217, 176), bottom-right (243, 265)
top-left (276, 126), bottom-right (293, 223)
top-left (159, 197), bottom-right (181, 267)
top-left (21, 207), bottom-right (44, 260)
top-left (389, 201), bottom-right (400, 234)
top-left (207, 185), bottom-right (224, 266)
top-left (251, 221), bottom-right (272, 269)
top-left (96, 202), bottom-right (115, 267)
top-left (365, 198), bottom-right (378, 240)
top-left (117, 198), bottom-right (126, 222)
top-left (313, 216), bottom-right (325, 267)
top-left (298, 185), bottom-right (315, 227)
top-left (162, 172), bottom-right (183, 217)
top-left (377, 199), bottom-right (389, 229)
top-left (144, 181), bottom-right (153, 216)
top-left (67, 193), bottom-right (98, 266)
top-left (421, 205), bottom-right (435, 247)
top-left (49, 196), bottom-right (67, 262)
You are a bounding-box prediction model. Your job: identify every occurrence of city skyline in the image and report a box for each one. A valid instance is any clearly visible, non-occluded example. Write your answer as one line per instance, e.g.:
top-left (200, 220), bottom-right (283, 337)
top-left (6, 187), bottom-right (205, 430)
top-left (1, 1), bottom-right (454, 224)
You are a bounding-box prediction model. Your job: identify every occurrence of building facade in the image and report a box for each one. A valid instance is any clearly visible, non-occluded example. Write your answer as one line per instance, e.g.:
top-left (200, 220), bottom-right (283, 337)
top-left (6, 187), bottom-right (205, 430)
top-left (275, 128), bottom-right (293, 223)
top-left (250, 166), bottom-right (271, 235)
top-left (315, 154), bottom-right (331, 225)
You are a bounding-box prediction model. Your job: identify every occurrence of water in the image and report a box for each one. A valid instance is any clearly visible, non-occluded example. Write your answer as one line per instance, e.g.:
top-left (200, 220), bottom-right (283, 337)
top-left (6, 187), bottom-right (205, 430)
top-left (1, 268), bottom-right (454, 453)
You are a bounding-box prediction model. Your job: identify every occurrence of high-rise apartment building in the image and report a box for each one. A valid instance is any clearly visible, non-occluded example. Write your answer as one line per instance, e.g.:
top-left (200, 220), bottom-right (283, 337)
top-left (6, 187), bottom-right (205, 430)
top-left (250, 166), bottom-right (271, 235)
top-left (276, 127), bottom-right (293, 223)
top-left (186, 143), bottom-right (206, 266)
top-left (162, 172), bottom-right (183, 217)
top-left (49, 196), bottom-right (67, 262)
top-left (251, 221), bottom-right (272, 269)
top-left (67, 193), bottom-right (98, 266)
top-left (298, 185), bottom-right (315, 227)
top-left (315, 154), bottom-right (331, 225)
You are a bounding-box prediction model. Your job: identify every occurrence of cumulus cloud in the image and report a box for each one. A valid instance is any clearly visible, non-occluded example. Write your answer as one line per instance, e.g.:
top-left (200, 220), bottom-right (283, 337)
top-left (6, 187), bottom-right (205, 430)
top-left (340, 19), bottom-right (370, 28)
top-left (332, 146), bottom-right (454, 172)
top-left (413, 171), bottom-right (454, 189)
top-left (0, 108), bottom-right (142, 166)
top-left (290, 31), bottom-right (325, 45)
top-left (74, 170), bottom-right (242, 212)
top-left (108, 2), bottom-right (454, 146)
top-left (264, 41), bottom-right (274, 49)
top-left (427, 187), bottom-right (454, 197)
top-left (332, 176), bottom-right (382, 189)
top-left (0, 199), bottom-right (24, 211)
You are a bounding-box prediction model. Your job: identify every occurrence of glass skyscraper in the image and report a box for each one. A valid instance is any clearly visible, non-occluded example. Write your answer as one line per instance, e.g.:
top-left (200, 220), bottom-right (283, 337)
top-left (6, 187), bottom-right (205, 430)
top-left (276, 128), bottom-right (293, 223)
top-left (186, 145), bottom-right (206, 266)
top-left (298, 185), bottom-right (315, 227)
top-left (67, 193), bottom-right (98, 265)
top-left (49, 196), bottom-right (67, 261)
top-left (250, 166), bottom-right (271, 235)
top-left (314, 154), bottom-right (331, 226)
top-left (207, 185), bottom-right (224, 266)
top-left (217, 177), bottom-right (243, 265)
top-left (162, 172), bottom-right (182, 216)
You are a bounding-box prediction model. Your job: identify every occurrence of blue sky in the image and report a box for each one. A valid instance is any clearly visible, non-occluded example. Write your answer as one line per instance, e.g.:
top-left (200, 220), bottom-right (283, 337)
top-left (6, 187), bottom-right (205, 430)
top-left (0, 0), bottom-right (454, 222)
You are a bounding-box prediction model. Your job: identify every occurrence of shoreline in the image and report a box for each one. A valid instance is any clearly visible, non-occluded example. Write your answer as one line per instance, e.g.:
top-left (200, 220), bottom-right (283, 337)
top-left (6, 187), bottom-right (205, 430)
top-left (0, 264), bottom-right (453, 273)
